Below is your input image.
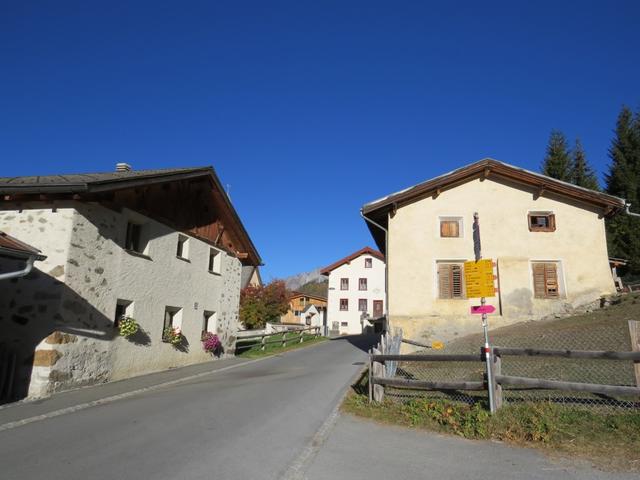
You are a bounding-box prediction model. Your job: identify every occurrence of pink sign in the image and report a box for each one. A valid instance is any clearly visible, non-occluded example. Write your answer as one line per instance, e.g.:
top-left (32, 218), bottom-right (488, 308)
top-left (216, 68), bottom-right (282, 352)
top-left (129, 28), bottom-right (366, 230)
top-left (470, 305), bottom-right (496, 315)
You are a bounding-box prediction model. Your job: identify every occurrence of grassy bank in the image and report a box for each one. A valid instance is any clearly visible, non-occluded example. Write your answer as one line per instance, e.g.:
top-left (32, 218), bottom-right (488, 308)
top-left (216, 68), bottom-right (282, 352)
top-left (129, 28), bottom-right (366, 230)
top-left (343, 390), bottom-right (640, 472)
top-left (236, 333), bottom-right (327, 358)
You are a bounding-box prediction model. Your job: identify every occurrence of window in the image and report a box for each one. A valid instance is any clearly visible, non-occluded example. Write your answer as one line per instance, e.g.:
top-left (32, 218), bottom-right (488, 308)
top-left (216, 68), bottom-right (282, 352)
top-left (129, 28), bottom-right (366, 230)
top-left (202, 310), bottom-right (216, 336)
top-left (340, 278), bottom-right (349, 290)
top-left (437, 262), bottom-right (465, 299)
top-left (209, 248), bottom-right (222, 274)
top-left (163, 306), bottom-right (182, 339)
top-left (532, 262), bottom-right (561, 299)
top-left (176, 234), bottom-right (189, 259)
top-left (358, 299), bottom-right (367, 312)
top-left (358, 278), bottom-right (367, 291)
top-left (528, 212), bottom-right (556, 232)
top-left (365, 258), bottom-right (372, 268)
top-left (294, 310), bottom-right (301, 316)
top-left (114, 299), bottom-right (133, 328)
top-left (340, 322), bottom-right (348, 327)
top-left (340, 299), bottom-right (349, 311)
top-left (440, 217), bottom-right (462, 238)
top-left (125, 222), bottom-right (146, 253)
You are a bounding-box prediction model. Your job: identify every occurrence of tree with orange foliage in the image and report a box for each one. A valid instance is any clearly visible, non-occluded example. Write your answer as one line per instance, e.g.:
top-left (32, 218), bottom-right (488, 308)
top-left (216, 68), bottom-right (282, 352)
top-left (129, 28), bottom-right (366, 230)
top-left (239, 280), bottom-right (290, 329)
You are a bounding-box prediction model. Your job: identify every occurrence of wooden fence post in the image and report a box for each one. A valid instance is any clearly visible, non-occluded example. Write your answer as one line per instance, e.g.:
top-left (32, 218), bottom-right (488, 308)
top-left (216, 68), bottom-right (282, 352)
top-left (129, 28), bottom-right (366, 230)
top-left (282, 331), bottom-right (287, 348)
top-left (368, 349), bottom-right (373, 403)
top-left (492, 350), bottom-right (503, 410)
top-left (372, 347), bottom-right (384, 402)
top-left (299, 329), bottom-right (304, 343)
top-left (629, 321), bottom-right (640, 387)
top-left (261, 334), bottom-right (266, 351)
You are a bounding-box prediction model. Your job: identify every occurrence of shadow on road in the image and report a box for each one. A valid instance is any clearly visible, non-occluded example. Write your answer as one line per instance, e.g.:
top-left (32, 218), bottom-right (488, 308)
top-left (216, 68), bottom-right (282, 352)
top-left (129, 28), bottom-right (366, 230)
top-left (330, 333), bottom-right (380, 353)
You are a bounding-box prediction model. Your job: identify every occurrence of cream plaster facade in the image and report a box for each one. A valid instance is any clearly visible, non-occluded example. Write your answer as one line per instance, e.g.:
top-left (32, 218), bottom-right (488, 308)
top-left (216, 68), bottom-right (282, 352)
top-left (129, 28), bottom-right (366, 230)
top-left (0, 201), bottom-right (242, 399)
top-left (325, 253), bottom-right (385, 335)
top-left (385, 177), bottom-right (616, 345)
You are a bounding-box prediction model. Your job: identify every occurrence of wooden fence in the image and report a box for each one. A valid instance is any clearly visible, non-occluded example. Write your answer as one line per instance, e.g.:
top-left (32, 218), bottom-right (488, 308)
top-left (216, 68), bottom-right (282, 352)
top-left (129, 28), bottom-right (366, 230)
top-left (236, 326), bottom-right (321, 352)
top-left (369, 341), bottom-right (640, 409)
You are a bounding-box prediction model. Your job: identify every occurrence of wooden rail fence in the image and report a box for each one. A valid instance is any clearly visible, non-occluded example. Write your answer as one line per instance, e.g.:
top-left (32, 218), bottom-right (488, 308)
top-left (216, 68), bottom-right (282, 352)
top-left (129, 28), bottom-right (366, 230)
top-left (369, 342), bottom-right (640, 409)
top-left (236, 326), bottom-right (321, 351)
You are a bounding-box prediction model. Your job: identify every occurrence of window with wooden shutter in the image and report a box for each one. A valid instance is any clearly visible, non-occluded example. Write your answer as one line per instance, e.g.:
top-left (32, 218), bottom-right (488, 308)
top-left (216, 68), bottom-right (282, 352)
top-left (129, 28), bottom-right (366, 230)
top-left (437, 263), bottom-right (465, 299)
top-left (528, 212), bottom-right (556, 232)
top-left (532, 262), bottom-right (560, 298)
top-left (440, 218), bottom-right (462, 238)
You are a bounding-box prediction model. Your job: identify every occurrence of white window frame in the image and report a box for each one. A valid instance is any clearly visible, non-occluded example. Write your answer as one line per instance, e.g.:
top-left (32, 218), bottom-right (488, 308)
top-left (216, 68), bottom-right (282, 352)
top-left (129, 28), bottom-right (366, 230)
top-left (176, 234), bottom-right (190, 260)
top-left (202, 310), bottom-right (216, 335)
top-left (209, 248), bottom-right (222, 274)
top-left (114, 299), bottom-right (134, 328)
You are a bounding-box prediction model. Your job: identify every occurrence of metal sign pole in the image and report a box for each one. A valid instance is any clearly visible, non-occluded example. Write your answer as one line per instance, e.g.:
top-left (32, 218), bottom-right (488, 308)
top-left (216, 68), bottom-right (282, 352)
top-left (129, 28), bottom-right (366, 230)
top-left (473, 212), bottom-right (496, 413)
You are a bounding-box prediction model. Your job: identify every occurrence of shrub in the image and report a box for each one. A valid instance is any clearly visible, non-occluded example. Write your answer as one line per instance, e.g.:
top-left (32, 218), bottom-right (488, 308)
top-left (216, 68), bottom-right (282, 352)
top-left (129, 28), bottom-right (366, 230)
top-left (118, 317), bottom-right (139, 338)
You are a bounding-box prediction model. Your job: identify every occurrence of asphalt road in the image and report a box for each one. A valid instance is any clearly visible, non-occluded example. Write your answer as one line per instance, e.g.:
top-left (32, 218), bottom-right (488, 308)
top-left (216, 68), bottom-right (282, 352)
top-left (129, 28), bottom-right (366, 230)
top-left (2, 335), bottom-right (633, 480)
top-left (0, 336), bottom-right (373, 480)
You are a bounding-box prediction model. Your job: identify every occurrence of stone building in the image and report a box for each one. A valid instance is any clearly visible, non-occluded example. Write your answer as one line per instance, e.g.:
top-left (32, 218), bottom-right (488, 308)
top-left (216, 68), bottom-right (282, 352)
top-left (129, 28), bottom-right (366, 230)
top-left (361, 158), bottom-right (626, 345)
top-left (0, 164), bottom-right (261, 402)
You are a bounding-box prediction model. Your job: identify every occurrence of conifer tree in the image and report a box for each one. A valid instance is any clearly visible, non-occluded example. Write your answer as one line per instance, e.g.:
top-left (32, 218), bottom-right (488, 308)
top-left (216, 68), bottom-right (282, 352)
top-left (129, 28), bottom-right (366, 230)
top-left (570, 139), bottom-right (600, 190)
top-left (541, 130), bottom-right (572, 181)
top-left (605, 106), bottom-right (640, 274)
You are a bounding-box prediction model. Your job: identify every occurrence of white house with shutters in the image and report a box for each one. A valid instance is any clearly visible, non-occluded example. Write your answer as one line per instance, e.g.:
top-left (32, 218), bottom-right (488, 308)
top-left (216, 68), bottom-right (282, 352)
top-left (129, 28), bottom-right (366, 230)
top-left (361, 159), bottom-right (626, 345)
top-left (320, 247), bottom-right (386, 335)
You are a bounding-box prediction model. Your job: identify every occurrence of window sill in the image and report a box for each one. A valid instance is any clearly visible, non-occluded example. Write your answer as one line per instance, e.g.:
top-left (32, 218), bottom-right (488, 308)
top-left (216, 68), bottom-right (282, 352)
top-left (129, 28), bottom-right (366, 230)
top-left (176, 256), bottom-right (191, 263)
top-left (208, 270), bottom-right (221, 276)
top-left (124, 249), bottom-right (152, 261)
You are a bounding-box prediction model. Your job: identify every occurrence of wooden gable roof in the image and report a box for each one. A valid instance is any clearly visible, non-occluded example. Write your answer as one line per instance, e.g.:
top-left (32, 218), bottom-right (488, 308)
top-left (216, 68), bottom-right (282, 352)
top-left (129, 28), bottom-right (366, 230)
top-left (361, 158), bottom-right (627, 254)
top-left (0, 167), bottom-right (261, 266)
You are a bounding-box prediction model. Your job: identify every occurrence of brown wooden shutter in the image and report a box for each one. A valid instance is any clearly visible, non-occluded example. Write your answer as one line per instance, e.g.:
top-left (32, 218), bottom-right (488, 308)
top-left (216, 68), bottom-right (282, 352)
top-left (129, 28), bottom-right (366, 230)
top-left (544, 263), bottom-right (559, 298)
top-left (440, 221), bottom-right (459, 237)
top-left (451, 264), bottom-right (463, 298)
top-left (532, 263), bottom-right (546, 298)
top-left (533, 262), bottom-right (559, 298)
top-left (438, 264), bottom-right (452, 298)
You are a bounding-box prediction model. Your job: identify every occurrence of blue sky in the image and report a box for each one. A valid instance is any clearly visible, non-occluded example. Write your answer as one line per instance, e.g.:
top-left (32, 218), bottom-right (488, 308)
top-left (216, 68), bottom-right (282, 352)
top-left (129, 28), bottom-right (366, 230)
top-left (1, 1), bottom-right (638, 280)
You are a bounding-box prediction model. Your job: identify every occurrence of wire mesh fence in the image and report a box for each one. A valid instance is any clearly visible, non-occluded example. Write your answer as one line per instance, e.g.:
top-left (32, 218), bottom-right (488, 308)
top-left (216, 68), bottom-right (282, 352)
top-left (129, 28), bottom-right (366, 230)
top-left (375, 313), bottom-right (640, 412)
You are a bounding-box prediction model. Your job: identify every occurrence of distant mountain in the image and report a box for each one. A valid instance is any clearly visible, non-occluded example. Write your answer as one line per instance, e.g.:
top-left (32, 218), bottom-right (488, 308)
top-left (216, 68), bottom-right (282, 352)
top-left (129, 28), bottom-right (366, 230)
top-left (297, 279), bottom-right (328, 298)
top-left (283, 268), bottom-right (324, 291)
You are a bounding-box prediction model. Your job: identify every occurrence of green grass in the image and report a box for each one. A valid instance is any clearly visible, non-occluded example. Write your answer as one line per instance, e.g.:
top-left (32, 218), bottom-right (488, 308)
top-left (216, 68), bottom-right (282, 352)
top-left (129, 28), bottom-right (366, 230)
top-left (235, 333), bottom-right (327, 358)
top-left (343, 391), bottom-right (640, 472)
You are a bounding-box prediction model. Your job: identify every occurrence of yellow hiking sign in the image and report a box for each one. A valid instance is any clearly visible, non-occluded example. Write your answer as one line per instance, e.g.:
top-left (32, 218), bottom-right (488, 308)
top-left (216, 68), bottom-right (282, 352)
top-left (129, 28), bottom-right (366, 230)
top-left (463, 259), bottom-right (495, 298)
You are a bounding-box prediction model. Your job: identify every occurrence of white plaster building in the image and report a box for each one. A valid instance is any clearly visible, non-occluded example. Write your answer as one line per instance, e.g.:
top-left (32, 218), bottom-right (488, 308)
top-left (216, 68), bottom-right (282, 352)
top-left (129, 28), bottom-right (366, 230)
top-left (0, 165), bottom-right (261, 402)
top-left (361, 158), bottom-right (626, 346)
top-left (321, 247), bottom-right (386, 335)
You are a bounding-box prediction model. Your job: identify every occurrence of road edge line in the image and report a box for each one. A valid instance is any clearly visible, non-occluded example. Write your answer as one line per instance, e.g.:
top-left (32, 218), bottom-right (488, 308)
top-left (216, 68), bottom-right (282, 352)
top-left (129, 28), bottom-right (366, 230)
top-left (280, 364), bottom-right (368, 480)
top-left (0, 355), bottom-right (271, 432)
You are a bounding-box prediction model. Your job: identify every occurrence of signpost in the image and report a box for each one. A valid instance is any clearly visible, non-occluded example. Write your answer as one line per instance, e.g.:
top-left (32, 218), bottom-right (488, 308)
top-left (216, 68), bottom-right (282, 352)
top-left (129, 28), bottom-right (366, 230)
top-left (472, 212), bottom-right (497, 414)
top-left (470, 305), bottom-right (495, 315)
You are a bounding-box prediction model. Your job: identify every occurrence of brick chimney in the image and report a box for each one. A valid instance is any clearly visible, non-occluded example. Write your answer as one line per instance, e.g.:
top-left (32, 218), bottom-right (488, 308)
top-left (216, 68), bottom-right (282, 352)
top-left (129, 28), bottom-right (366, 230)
top-left (115, 163), bottom-right (132, 172)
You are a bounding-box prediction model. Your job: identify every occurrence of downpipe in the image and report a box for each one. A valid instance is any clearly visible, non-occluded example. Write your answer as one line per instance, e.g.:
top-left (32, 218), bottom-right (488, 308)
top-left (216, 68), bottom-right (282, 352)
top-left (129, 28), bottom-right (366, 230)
top-left (625, 203), bottom-right (640, 219)
top-left (0, 256), bottom-right (36, 281)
